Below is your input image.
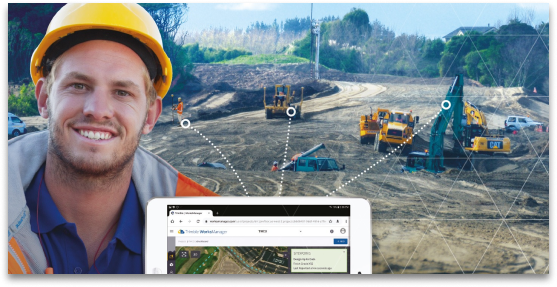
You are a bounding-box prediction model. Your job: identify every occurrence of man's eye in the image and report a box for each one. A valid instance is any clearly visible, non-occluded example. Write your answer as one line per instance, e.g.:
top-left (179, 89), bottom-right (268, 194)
top-left (117, 90), bottom-right (130, 97)
top-left (72, 83), bottom-right (85, 90)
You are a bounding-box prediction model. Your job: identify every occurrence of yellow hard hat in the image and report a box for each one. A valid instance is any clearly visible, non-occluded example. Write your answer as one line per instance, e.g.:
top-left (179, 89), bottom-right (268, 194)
top-left (30, 3), bottom-right (172, 98)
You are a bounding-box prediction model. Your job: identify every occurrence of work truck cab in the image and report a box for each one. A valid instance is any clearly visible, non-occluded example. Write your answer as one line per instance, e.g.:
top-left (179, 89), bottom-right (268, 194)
top-left (293, 156), bottom-right (342, 172)
top-left (374, 111), bottom-right (419, 155)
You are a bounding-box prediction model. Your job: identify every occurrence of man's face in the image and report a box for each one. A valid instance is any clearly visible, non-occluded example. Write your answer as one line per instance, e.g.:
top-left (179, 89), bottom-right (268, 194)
top-left (38, 40), bottom-right (160, 176)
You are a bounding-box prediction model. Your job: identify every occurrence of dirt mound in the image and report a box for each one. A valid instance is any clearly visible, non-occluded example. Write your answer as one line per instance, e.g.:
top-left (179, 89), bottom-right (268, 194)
top-left (192, 63), bottom-right (479, 90)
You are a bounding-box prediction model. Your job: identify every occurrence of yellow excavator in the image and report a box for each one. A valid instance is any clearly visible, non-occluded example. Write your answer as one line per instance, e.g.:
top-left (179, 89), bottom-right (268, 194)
top-left (359, 107), bottom-right (390, 144)
top-left (264, 84), bottom-right (303, 119)
top-left (374, 110), bottom-right (419, 155)
top-left (461, 100), bottom-right (510, 154)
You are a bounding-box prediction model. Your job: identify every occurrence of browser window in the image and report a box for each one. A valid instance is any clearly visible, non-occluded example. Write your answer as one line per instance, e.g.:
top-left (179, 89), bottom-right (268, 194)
top-left (166, 205), bottom-right (350, 274)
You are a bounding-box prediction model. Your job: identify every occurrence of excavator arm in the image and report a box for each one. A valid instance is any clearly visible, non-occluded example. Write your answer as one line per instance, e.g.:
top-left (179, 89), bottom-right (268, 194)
top-left (425, 74), bottom-right (464, 173)
top-left (464, 100), bottom-right (487, 127)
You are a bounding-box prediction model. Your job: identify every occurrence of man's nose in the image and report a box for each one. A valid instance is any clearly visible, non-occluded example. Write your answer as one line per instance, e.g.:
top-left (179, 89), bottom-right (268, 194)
top-left (83, 88), bottom-right (114, 120)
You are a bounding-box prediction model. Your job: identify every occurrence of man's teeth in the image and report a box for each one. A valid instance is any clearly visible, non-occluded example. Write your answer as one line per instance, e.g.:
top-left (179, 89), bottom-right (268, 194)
top-left (79, 130), bottom-right (113, 140)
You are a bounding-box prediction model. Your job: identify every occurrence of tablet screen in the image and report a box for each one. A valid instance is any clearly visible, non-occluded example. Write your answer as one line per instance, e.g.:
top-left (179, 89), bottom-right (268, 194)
top-left (165, 205), bottom-right (350, 274)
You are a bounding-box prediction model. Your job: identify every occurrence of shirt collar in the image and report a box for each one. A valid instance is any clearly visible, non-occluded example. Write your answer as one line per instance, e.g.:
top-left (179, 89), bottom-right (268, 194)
top-left (26, 165), bottom-right (144, 255)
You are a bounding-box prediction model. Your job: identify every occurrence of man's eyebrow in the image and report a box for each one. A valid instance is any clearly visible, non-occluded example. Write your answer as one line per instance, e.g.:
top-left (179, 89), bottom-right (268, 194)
top-left (112, 80), bottom-right (141, 91)
top-left (62, 71), bottom-right (93, 83)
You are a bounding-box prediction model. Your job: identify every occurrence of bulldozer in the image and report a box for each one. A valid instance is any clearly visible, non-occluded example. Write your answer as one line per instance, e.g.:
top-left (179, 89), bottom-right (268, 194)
top-left (264, 84), bottom-right (303, 119)
top-left (374, 110), bottom-right (419, 155)
top-left (359, 107), bottom-right (390, 144)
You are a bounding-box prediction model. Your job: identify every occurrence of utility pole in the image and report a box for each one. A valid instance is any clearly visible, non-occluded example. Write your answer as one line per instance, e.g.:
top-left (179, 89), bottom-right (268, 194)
top-left (312, 20), bottom-right (321, 80)
top-left (309, 3), bottom-right (314, 80)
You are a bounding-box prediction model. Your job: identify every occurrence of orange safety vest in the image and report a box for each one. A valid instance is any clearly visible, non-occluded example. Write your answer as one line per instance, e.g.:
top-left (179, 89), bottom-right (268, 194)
top-left (271, 166), bottom-right (278, 172)
top-left (176, 102), bottom-right (183, 115)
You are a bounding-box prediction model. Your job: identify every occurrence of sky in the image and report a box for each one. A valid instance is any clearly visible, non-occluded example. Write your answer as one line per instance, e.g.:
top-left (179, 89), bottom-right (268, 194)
top-left (184, 2), bottom-right (549, 39)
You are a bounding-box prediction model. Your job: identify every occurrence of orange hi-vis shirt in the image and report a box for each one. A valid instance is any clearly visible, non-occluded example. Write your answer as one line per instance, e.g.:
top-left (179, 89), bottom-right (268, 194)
top-left (176, 102), bottom-right (183, 115)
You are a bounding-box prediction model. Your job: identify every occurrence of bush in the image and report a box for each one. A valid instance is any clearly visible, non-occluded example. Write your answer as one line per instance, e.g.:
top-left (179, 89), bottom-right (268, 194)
top-left (8, 83), bottom-right (39, 116)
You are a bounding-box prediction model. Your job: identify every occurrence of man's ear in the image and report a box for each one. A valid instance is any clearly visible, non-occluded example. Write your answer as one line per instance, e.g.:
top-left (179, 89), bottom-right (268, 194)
top-left (142, 96), bottom-right (162, 134)
top-left (35, 78), bottom-right (49, 119)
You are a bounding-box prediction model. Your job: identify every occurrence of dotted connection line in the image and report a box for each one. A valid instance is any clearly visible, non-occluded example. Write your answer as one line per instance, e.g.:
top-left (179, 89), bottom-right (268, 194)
top-left (279, 118), bottom-right (292, 195)
top-left (191, 247), bottom-right (219, 274)
top-left (190, 126), bottom-right (248, 195)
top-left (328, 108), bottom-right (443, 196)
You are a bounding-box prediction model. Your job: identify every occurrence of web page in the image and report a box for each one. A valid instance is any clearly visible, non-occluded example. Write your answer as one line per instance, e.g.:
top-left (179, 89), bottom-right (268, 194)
top-left (166, 205), bottom-right (350, 274)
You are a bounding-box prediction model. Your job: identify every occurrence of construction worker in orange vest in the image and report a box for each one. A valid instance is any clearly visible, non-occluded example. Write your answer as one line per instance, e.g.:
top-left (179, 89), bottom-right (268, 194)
top-left (271, 161), bottom-right (279, 171)
top-left (173, 97), bottom-right (184, 125)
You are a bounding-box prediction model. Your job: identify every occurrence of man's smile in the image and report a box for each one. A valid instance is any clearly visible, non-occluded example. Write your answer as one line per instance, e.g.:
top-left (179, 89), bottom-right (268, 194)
top-left (78, 129), bottom-right (114, 140)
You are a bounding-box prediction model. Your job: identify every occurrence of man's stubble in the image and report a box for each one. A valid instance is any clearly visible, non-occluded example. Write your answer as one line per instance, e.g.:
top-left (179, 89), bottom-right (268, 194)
top-left (47, 99), bottom-right (147, 181)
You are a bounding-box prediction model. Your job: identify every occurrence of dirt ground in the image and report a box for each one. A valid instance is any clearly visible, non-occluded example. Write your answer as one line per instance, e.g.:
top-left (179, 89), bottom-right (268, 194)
top-left (16, 70), bottom-right (549, 273)
top-left (138, 79), bottom-right (548, 274)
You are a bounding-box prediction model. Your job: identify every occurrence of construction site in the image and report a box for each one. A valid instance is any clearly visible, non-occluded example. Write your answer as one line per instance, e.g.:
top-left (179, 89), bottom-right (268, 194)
top-left (20, 63), bottom-right (549, 274)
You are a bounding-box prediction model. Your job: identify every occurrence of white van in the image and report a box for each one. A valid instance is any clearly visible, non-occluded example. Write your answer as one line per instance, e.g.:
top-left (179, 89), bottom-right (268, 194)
top-left (8, 112), bottom-right (27, 137)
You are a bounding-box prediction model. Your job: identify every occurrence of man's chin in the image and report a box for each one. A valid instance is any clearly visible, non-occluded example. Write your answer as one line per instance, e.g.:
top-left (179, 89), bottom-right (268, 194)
top-left (66, 157), bottom-right (128, 176)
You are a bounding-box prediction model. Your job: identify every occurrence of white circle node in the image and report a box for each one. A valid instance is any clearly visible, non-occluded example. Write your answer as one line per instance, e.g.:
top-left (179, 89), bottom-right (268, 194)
top-left (180, 119), bottom-right (191, 129)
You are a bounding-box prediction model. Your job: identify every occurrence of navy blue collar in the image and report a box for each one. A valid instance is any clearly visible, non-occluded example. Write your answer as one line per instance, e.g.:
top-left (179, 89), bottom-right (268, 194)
top-left (26, 165), bottom-right (143, 254)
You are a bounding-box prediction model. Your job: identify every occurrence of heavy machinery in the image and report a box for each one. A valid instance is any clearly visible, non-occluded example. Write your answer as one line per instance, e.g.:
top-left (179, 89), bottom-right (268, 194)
top-left (374, 110), bottom-right (419, 155)
top-left (403, 74), bottom-right (511, 174)
top-left (280, 143), bottom-right (344, 172)
top-left (359, 108), bottom-right (390, 144)
top-left (462, 100), bottom-right (510, 155)
top-left (264, 84), bottom-right (303, 119)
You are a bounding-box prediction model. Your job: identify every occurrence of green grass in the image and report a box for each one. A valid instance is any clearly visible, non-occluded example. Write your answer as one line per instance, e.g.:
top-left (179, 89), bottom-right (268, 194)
top-left (186, 247), bottom-right (219, 274)
top-left (217, 54), bottom-right (309, 65)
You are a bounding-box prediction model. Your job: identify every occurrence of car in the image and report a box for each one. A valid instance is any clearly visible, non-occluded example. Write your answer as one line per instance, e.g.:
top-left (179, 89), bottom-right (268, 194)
top-left (197, 162), bottom-right (226, 169)
top-left (8, 113), bottom-right (27, 137)
top-left (505, 116), bottom-right (542, 131)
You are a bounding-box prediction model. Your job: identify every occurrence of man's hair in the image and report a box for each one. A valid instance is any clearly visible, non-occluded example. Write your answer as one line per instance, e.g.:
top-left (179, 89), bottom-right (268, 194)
top-left (45, 52), bottom-right (158, 106)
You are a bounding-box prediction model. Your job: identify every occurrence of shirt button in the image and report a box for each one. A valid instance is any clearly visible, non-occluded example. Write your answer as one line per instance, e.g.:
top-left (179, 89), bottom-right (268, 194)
top-left (74, 267), bottom-right (82, 274)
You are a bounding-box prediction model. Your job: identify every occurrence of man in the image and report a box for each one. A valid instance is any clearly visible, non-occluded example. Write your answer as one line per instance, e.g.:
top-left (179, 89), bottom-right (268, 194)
top-left (8, 3), bottom-right (217, 274)
top-left (271, 161), bottom-right (279, 172)
top-left (173, 97), bottom-right (184, 125)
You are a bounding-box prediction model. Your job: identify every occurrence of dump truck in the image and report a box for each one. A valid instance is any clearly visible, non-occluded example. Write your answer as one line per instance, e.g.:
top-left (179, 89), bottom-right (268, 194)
top-left (359, 108), bottom-right (390, 144)
top-left (280, 143), bottom-right (344, 172)
top-left (374, 110), bottom-right (419, 155)
top-left (264, 84), bottom-right (303, 119)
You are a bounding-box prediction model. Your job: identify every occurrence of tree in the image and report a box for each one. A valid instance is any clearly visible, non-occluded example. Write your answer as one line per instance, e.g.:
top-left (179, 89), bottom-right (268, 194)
top-left (343, 8), bottom-right (370, 30)
top-left (140, 3), bottom-right (188, 42)
top-left (8, 3), bottom-right (64, 83)
top-left (422, 38), bottom-right (445, 60)
top-left (8, 83), bottom-right (39, 116)
top-left (438, 52), bottom-right (457, 77)
top-left (464, 51), bottom-right (482, 81)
